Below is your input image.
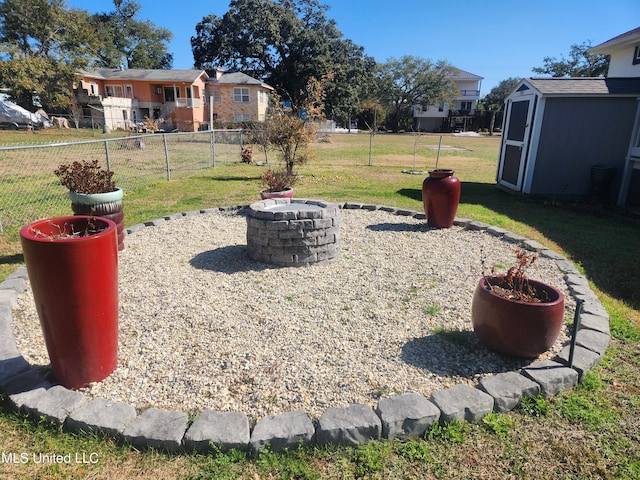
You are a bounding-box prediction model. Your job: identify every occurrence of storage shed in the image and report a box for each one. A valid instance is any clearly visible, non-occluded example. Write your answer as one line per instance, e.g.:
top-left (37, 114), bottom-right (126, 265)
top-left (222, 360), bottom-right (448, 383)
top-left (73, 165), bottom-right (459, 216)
top-left (497, 77), bottom-right (640, 204)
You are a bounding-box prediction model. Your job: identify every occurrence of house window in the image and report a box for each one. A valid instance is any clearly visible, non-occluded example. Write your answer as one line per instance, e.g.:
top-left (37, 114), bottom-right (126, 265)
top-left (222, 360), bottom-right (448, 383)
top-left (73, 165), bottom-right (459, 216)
top-left (125, 85), bottom-right (133, 98)
top-left (234, 88), bottom-right (250, 103)
top-left (89, 82), bottom-right (98, 96)
top-left (460, 101), bottom-right (472, 111)
top-left (438, 102), bottom-right (445, 112)
top-left (105, 85), bottom-right (123, 97)
top-left (633, 45), bottom-right (640, 65)
top-left (164, 87), bottom-right (175, 102)
top-left (211, 88), bottom-right (221, 103)
top-left (234, 114), bottom-right (251, 122)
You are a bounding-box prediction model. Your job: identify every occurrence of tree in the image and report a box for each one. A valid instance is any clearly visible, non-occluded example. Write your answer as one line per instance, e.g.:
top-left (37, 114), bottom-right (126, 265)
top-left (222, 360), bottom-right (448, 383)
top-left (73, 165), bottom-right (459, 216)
top-left (0, 0), bottom-right (98, 111)
top-left (191, 0), bottom-right (373, 125)
top-left (480, 77), bottom-right (521, 135)
top-left (266, 75), bottom-right (326, 176)
top-left (375, 56), bottom-right (459, 132)
top-left (532, 41), bottom-right (609, 78)
top-left (91, 0), bottom-right (173, 69)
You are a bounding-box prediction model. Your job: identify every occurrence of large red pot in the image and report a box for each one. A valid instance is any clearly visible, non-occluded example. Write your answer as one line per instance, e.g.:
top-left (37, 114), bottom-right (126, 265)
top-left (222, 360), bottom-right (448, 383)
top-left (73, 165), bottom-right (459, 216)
top-left (471, 275), bottom-right (565, 358)
top-left (422, 169), bottom-right (460, 228)
top-left (20, 216), bottom-right (118, 389)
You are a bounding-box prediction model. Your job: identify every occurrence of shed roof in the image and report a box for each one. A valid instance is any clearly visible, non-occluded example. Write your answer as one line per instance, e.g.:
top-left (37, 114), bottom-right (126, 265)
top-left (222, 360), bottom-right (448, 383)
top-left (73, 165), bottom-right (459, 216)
top-left (81, 68), bottom-right (208, 83)
top-left (525, 77), bottom-right (640, 96)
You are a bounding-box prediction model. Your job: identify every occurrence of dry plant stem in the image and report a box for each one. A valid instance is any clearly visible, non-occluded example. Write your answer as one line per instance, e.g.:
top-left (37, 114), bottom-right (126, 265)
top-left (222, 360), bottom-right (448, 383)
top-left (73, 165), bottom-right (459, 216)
top-left (29, 217), bottom-right (104, 240)
top-left (481, 248), bottom-right (545, 302)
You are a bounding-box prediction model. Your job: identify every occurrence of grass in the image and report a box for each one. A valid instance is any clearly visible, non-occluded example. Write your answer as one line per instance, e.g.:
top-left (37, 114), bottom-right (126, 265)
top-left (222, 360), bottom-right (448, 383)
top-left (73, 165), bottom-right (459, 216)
top-left (1, 129), bottom-right (639, 479)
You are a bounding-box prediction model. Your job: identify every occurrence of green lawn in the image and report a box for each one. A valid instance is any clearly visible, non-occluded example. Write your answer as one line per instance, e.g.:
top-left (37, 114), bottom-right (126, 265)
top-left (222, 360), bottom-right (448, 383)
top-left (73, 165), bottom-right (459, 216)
top-left (1, 130), bottom-right (639, 479)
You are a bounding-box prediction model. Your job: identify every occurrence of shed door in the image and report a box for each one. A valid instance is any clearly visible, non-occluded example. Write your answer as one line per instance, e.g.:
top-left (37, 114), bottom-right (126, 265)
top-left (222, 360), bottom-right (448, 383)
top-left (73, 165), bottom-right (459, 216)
top-left (498, 94), bottom-right (536, 191)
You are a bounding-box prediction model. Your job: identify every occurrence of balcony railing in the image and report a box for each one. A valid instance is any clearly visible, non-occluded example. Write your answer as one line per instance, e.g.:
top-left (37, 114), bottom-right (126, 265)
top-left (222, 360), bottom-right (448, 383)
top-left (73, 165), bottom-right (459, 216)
top-left (459, 89), bottom-right (480, 97)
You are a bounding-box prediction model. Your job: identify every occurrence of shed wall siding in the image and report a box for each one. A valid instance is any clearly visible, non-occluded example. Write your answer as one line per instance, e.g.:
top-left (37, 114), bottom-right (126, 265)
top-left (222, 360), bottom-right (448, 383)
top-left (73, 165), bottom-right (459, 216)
top-left (530, 97), bottom-right (637, 198)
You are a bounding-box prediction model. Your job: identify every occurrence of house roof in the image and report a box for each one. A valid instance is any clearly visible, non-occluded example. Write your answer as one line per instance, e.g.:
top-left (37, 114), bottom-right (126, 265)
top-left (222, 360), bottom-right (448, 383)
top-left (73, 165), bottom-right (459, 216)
top-left (80, 68), bottom-right (208, 83)
top-left (207, 72), bottom-right (275, 90)
top-left (524, 77), bottom-right (640, 96)
top-left (449, 68), bottom-right (483, 81)
top-left (589, 26), bottom-right (640, 54)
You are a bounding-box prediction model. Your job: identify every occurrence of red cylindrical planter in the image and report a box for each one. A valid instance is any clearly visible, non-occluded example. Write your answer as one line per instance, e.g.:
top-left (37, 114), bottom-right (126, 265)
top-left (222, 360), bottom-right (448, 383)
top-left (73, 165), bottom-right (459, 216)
top-left (422, 169), bottom-right (461, 228)
top-left (20, 216), bottom-right (118, 389)
top-left (471, 275), bottom-right (565, 358)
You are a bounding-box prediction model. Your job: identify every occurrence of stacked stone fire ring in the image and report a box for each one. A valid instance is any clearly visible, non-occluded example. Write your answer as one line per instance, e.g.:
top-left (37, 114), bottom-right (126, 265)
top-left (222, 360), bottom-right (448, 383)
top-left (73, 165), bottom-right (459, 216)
top-left (246, 198), bottom-right (341, 266)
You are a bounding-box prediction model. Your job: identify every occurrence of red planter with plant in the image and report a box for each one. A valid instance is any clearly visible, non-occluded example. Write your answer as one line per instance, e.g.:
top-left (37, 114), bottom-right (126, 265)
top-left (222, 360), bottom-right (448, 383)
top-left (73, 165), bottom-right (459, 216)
top-left (20, 215), bottom-right (119, 389)
top-left (471, 250), bottom-right (565, 358)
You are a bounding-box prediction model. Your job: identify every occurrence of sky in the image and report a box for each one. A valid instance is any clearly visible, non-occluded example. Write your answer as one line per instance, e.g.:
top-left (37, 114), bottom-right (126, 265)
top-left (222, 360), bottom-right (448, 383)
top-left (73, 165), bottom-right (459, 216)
top-left (67, 0), bottom-right (639, 96)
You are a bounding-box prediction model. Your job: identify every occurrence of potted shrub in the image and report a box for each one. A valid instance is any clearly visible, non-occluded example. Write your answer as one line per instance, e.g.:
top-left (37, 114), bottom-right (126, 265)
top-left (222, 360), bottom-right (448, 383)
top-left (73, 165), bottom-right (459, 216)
top-left (259, 168), bottom-right (296, 199)
top-left (471, 249), bottom-right (565, 358)
top-left (55, 159), bottom-right (125, 250)
top-left (20, 215), bottom-right (119, 389)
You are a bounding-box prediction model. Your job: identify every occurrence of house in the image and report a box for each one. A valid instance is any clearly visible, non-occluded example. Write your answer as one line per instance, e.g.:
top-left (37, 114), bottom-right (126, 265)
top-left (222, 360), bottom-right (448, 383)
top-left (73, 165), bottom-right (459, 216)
top-left (589, 27), bottom-right (640, 206)
top-left (412, 68), bottom-right (483, 132)
top-left (75, 68), bottom-right (274, 132)
top-left (205, 69), bottom-right (275, 124)
top-left (496, 26), bottom-right (640, 206)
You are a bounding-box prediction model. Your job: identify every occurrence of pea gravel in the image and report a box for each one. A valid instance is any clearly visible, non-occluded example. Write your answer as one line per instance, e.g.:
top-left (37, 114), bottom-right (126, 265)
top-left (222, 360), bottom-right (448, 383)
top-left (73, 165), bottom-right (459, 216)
top-left (11, 208), bottom-right (573, 420)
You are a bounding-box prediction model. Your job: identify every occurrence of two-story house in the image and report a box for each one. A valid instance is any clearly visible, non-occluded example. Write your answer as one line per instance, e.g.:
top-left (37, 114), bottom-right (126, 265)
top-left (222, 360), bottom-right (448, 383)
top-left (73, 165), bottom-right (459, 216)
top-left (76, 68), bottom-right (209, 132)
top-left (412, 68), bottom-right (483, 132)
top-left (205, 69), bottom-right (275, 124)
top-left (589, 27), bottom-right (640, 206)
top-left (75, 68), bottom-right (274, 132)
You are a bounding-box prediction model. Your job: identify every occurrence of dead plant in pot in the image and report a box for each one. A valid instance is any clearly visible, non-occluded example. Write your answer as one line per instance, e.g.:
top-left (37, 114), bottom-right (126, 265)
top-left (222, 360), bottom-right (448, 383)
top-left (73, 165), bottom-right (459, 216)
top-left (259, 167), bottom-right (298, 199)
top-left (55, 159), bottom-right (125, 250)
top-left (472, 248), bottom-right (565, 358)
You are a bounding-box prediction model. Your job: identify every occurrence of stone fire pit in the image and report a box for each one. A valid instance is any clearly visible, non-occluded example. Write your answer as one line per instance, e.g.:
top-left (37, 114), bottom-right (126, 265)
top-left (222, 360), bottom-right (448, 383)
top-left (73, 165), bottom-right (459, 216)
top-left (246, 198), bottom-right (341, 266)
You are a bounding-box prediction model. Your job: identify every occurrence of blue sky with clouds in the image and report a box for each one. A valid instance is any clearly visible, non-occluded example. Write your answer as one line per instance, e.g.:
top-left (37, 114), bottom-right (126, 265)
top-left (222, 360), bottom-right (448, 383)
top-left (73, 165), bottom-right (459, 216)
top-left (68, 0), bottom-right (639, 95)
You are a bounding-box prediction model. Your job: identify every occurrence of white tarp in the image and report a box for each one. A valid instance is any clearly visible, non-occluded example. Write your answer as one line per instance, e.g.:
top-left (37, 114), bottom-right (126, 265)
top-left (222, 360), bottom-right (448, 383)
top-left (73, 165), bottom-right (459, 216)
top-left (0, 99), bottom-right (40, 125)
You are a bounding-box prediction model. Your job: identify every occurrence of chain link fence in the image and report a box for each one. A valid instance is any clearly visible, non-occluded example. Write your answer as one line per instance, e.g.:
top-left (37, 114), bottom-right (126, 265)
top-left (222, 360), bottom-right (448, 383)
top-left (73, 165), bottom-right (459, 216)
top-left (0, 129), bottom-right (245, 231)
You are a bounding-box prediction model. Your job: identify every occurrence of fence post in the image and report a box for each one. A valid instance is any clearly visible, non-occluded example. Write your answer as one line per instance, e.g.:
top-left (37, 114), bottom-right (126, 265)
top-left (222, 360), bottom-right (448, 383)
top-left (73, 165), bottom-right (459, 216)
top-left (163, 133), bottom-right (171, 180)
top-left (210, 129), bottom-right (216, 168)
top-left (104, 139), bottom-right (111, 171)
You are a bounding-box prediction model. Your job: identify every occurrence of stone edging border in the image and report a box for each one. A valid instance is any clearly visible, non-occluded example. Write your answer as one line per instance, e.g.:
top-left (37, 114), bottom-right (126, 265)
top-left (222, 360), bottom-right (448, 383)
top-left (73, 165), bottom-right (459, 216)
top-left (0, 203), bottom-right (611, 453)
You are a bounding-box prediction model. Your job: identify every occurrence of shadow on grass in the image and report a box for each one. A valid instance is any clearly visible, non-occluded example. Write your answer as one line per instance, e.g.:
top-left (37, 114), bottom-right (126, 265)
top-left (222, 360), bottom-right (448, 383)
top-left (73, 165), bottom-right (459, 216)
top-left (0, 253), bottom-right (24, 267)
top-left (399, 181), bottom-right (640, 309)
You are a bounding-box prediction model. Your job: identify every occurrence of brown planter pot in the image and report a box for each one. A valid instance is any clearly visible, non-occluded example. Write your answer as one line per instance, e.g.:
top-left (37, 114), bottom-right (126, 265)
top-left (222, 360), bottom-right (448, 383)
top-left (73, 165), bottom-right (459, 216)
top-left (471, 275), bottom-right (565, 358)
top-left (422, 169), bottom-right (460, 228)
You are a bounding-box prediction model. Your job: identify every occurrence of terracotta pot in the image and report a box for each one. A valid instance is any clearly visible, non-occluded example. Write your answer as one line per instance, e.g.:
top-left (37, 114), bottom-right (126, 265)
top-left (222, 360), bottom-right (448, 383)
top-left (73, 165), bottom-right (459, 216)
top-left (69, 187), bottom-right (125, 251)
top-left (260, 187), bottom-right (294, 200)
top-left (422, 169), bottom-right (460, 228)
top-left (471, 275), bottom-right (565, 358)
top-left (20, 216), bottom-right (119, 389)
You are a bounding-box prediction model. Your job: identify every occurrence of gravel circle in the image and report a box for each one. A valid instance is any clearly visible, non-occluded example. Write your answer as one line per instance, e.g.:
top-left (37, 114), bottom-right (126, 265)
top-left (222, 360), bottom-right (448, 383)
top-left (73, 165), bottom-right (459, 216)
top-left (12, 208), bottom-right (574, 420)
